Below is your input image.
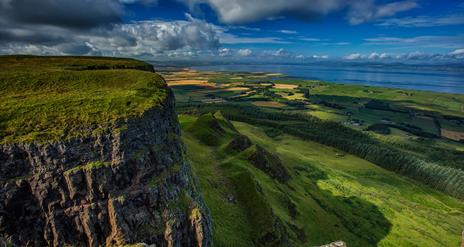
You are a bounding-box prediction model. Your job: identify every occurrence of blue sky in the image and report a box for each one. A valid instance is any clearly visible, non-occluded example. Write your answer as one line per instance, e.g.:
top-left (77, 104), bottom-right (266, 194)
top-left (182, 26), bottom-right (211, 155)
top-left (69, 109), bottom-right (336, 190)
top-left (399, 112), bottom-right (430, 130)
top-left (0, 0), bottom-right (463, 63)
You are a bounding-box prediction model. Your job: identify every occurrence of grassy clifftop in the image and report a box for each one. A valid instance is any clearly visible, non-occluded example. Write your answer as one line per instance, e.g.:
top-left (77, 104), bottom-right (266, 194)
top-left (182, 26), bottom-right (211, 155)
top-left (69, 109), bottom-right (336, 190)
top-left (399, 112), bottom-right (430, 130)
top-left (0, 56), bottom-right (168, 144)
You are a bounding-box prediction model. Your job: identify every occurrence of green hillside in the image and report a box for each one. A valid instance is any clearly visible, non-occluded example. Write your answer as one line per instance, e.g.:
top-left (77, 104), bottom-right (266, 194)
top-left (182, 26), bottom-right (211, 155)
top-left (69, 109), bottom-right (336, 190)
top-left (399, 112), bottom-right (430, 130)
top-left (0, 56), bottom-right (167, 144)
top-left (180, 113), bottom-right (464, 247)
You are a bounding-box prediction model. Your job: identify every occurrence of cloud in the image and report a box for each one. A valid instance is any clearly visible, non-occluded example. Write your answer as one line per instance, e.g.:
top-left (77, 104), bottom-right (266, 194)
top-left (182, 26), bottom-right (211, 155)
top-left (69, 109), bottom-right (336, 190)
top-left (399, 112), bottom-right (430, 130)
top-left (0, 14), bottom-right (222, 58)
top-left (450, 49), bottom-right (464, 55)
top-left (348, 0), bottom-right (418, 25)
top-left (0, 0), bottom-right (123, 30)
top-left (218, 48), bottom-right (231, 56)
top-left (218, 32), bottom-right (290, 44)
top-left (368, 52), bottom-right (390, 59)
top-left (237, 48), bottom-right (252, 56)
top-left (0, 5), bottom-right (295, 60)
top-left (181, 0), bottom-right (342, 24)
top-left (312, 55), bottom-right (329, 59)
top-left (299, 37), bottom-right (321, 42)
top-left (377, 14), bottom-right (464, 27)
top-left (273, 48), bottom-right (290, 57)
top-left (280, 29), bottom-right (298, 34)
top-left (345, 53), bottom-right (364, 60)
top-left (449, 49), bottom-right (464, 59)
top-left (119, 0), bottom-right (158, 4)
top-left (344, 50), bottom-right (464, 62)
top-left (364, 35), bottom-right (464, 49)
top-left (345, 52), bottom-right (389, 60)
top-left (181, 0), bottom-right (417, 24)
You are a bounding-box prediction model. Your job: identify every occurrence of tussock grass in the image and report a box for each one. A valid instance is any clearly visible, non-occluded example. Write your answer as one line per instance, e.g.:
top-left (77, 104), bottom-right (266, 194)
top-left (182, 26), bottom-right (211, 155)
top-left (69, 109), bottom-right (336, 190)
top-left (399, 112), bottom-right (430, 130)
top-left (0, 56), bottom-right (167, 144)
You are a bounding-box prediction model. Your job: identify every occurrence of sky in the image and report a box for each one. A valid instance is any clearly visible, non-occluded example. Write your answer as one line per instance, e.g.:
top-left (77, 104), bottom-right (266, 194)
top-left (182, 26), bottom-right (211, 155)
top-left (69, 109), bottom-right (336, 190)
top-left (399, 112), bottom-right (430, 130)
top-left (0, 0), bottom-right (463, 63)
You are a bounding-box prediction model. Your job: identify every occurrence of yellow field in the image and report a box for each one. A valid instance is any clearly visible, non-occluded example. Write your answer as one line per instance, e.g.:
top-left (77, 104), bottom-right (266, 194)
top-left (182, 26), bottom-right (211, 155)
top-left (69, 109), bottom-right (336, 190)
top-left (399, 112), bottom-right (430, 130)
top-left (167, 79), bottom-right (213, 87)
top-left (273, 83), bottom-right (298, 89)
top-left (223, 87), bottom-right (249, 91)
top-left (252, 101), bottom-right (286, 108)
top-left (441, 129), bottom-right (464, 141)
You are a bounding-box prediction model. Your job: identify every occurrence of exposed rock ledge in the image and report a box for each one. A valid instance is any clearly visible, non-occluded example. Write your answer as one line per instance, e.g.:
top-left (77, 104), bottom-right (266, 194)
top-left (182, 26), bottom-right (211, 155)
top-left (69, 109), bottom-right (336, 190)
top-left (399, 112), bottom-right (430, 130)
top-left (0, 90), bottom-right (211, 247)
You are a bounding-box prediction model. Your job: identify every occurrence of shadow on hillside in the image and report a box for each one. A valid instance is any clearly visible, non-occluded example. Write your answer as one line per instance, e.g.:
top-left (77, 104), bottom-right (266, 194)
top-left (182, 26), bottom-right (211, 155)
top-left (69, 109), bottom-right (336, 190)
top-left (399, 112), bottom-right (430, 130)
top-left (295, 164), bottom-right (392, 246)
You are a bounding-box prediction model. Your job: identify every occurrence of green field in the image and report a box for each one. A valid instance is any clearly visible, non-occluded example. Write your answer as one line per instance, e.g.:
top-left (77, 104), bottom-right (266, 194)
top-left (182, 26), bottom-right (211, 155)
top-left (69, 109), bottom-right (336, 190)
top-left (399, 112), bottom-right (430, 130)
top-left (0, 56), bottom-right (167, 144)
top-left (180, 114), bottom-right (464, 246)
top-left (169, 68), bottom-right (464, 246)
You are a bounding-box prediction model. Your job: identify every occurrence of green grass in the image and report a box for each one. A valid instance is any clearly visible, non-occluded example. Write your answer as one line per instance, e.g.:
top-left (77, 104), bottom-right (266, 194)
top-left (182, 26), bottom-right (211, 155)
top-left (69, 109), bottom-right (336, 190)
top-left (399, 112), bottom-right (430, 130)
top-left (64, 161), bottom-right (111, 174)
top-left (180, 114), bottom-right (464, 247)
top-left (0, 56), bottom-right (167, 144)
top-left (181, 119), bottom-right (255, 247)
top-left (186, 111), bottom-right (237, 146)
top-left (234, 121), bottom-right (464, 246)
top-left (307, 81), bottom-right (464, 117)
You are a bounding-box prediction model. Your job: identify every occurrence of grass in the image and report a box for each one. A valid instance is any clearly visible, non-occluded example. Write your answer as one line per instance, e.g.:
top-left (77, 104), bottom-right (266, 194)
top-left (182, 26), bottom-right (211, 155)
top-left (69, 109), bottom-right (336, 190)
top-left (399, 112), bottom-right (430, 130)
top-left (181, 115), bottom-right (255, 247)
top-left (180, 114), bottom-right (464, 247)
top-left (64, 161), bottom-right (111, 174)
top-left (0, 56), bottom-right (167, 144)
top-left (234, 121), bottom-right (464, 246)
top-left (306, 81), bottom-right (464, 117)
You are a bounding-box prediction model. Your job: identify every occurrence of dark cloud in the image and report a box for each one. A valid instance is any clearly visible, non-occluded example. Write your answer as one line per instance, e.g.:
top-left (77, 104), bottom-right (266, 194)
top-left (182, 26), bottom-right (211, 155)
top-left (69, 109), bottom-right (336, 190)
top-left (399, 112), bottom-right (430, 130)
top-left (182, 0), bottom-right (418, 24)
top-left (0, 0), bottom-right (122, 29)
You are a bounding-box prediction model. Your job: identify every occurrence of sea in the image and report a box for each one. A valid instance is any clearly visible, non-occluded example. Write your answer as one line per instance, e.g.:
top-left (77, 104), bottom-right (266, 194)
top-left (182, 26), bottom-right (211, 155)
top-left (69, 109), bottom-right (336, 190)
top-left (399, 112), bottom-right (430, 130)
top-left (191, 63), bottom-right (464, 94)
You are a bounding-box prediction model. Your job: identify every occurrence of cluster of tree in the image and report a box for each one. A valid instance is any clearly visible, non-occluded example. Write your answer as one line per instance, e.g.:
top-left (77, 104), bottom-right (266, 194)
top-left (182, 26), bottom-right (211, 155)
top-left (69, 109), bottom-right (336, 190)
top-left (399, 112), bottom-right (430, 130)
top-left (177, 103), bottom-right (464, 199)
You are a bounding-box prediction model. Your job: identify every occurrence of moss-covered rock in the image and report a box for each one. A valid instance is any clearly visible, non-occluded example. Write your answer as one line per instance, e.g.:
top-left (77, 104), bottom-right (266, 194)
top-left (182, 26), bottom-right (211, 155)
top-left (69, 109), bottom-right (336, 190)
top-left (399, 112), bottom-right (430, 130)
top-left (246, 145), bottom-right (291, 183)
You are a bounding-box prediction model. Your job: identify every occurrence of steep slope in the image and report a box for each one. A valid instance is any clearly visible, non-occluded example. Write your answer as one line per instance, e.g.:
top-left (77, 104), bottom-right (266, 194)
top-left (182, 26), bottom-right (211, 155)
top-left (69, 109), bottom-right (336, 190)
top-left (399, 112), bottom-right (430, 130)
top-left (180, 113), bottom-right (464, 247)
top-left (0, 56), bottom-right (211, 246)
top-left (181, 113), bottom-right (289, 247)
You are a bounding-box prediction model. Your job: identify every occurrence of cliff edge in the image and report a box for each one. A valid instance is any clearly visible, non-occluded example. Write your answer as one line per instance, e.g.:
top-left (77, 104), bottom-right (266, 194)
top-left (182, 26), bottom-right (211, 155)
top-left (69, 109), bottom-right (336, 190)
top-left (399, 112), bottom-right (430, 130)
top-left (0, 56), bottom-right (211, 246)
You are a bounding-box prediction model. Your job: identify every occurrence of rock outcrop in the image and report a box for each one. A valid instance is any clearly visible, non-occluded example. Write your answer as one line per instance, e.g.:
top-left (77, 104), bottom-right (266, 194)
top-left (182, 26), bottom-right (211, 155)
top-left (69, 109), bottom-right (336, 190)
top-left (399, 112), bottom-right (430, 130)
top-left (247, 145), bottom-right (291, 183)
top-left (226, 135), bottom-right (252, 152)
top-left (320, 241), bottom-right (347, 247)
top-left (461, 230), bottom-right (464, 247)
top-left (0, 90), bottom-right (211, 247)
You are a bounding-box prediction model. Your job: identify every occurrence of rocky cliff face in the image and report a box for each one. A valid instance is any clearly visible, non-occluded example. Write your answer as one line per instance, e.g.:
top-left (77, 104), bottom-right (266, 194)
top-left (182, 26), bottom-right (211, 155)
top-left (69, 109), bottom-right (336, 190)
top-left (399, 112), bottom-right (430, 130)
top-left (0, 90), bottom-right (211, 247)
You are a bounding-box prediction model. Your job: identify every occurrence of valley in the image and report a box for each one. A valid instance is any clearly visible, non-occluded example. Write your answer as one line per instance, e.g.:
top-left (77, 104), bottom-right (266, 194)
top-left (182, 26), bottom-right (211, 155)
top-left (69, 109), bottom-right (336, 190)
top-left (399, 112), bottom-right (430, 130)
top-left (165, 68), bottom-right (464, 246)
top-left (179, 113), bottom-right (464, 246)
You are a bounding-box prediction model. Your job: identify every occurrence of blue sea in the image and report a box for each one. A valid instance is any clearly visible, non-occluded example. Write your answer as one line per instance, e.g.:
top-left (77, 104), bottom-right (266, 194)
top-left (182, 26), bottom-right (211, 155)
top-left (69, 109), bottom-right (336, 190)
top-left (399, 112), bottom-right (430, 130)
top-left (191, 64), bottom-right (464, 94)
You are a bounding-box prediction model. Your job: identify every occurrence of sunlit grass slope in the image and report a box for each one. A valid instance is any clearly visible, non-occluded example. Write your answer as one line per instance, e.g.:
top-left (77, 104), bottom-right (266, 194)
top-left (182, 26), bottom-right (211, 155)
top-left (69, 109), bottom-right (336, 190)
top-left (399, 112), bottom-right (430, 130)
top-left (180, 114), bottom-right (464, 247)
top-left (0, 56), bottom-right (167, 144)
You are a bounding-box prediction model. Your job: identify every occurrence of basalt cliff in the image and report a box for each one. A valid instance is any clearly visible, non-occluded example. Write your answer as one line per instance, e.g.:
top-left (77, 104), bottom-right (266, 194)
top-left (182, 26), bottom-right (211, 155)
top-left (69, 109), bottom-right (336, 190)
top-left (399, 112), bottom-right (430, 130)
top-left (0, 56), bottom-right (211, 247)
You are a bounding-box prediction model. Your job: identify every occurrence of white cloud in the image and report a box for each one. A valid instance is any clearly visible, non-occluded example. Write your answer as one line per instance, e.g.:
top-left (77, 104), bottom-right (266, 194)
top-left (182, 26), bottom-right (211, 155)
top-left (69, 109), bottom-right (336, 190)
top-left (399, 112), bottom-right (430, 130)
top-left (345, 53), bottom-right (364, 60)
top-left (273, 48), bottom-right (290, 57)
top-left (312, 55), bottom-right (329, 59)
top-left (299, 37), bottom-right (321, 42)
top-left (450, 48), bottom-right (464, 55)
top-left (377, 14), bottom-right (464, 27)
top-left (0, 14), bottom-right (221, 58)
top-left (367, 52), bottom-right (390, 59)
top-left (218, 48), bottom-right (231, 56)
top-left (280, 29), bottom-right (298, 34)
top-left (344, 50), bottom-right (464, 62)
top-left (218, 33), bottom-right (290, 44)
top-left (348, 0), bottom-right (418, 24)
top-left (449, 49), bottom-right (464, 59)
top-left (237, 48), bottom-right (252, 56)
top-left (364, 35), bottom-right (464, 49)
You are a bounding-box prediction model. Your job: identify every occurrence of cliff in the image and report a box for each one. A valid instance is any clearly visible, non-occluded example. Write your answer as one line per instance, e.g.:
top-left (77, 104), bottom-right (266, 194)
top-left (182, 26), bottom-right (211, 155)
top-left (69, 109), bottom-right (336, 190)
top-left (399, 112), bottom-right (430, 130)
top-left (0, 56), bottom-right (211, 246)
